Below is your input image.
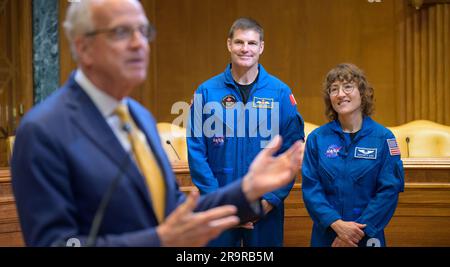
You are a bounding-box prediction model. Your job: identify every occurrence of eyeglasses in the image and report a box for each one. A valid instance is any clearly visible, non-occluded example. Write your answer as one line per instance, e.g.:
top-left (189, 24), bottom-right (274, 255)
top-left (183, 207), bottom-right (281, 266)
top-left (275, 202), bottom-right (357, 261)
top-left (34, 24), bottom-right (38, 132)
top-left (328, 83), bottom-right (356, 96)
top-left (85, 24), bottom-right (156, 42)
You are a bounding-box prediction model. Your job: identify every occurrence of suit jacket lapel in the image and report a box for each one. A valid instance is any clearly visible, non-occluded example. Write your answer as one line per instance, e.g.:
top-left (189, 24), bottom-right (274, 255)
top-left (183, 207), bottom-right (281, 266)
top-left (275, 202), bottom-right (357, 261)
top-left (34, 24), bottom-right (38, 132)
top-left (64, 78), bottom-right (153, 209)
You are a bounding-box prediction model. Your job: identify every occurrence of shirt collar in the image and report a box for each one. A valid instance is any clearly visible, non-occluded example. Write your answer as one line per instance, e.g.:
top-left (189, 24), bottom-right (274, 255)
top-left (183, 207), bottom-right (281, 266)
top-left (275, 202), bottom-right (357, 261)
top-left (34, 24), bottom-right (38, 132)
top-left (224, 63), bottom-right (268, 87)
top-left (75, 69), bottom-right (127, 117)
top-left (330, 116), bottom-right (374, 137)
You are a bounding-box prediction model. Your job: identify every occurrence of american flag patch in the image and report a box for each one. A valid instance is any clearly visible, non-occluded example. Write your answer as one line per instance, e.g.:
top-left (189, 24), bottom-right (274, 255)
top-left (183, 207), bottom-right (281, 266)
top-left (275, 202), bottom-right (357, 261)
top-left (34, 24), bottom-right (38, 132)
top-left (387, 138), bottom-right (401, 156)
top-left (289, 94), bottom-right (297, 106)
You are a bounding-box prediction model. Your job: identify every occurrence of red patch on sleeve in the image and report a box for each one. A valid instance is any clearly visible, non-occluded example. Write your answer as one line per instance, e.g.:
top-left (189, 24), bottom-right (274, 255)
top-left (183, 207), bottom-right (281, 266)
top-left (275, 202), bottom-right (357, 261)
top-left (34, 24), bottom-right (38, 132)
top-left (289, 94), bottom-right (297, 106)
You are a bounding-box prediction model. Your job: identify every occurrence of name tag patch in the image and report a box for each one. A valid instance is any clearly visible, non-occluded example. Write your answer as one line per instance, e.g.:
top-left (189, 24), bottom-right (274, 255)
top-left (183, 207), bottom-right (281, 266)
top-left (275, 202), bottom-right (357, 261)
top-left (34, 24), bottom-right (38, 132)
top-left (252, 97), bottom-right (273, 109)
top-left (354, 147), bottom-right (377, 160)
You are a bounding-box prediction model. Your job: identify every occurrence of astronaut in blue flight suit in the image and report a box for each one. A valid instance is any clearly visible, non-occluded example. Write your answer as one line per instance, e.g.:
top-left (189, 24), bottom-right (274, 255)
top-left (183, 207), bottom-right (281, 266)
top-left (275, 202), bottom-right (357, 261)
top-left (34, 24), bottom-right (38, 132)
top-left (187, 18), bottom-right (304, 247)
top-left (302, 63), bottom-right (404, 247)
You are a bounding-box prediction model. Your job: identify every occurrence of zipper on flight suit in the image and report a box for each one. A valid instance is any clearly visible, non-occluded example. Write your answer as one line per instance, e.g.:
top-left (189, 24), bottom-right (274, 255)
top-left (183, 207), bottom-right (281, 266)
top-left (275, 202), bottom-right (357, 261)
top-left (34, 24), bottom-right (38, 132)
top-left (339, 132), bottom-right (352, 219)
top-left (232, 83), bottom-right (260, 180)
top-left (230, 84), bottom-right (246, 182)
top-left (341, 131), bottom-right (363, 219)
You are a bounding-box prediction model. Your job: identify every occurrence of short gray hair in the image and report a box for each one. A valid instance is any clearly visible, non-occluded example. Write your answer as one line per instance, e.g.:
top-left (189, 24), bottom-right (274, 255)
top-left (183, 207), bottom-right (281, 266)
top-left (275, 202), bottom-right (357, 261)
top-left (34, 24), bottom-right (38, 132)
top-left (228, 17), bottom-right (264, 42)
top-left (63, 0), bottom-right (96, 60)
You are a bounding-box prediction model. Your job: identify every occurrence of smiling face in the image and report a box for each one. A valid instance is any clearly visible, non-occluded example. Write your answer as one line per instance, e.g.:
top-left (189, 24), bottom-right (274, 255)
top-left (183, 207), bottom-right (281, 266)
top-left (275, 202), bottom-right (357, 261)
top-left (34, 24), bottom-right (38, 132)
top-left (329, 80), bottom-right (362, 119)
top-left (323, 63), bottom-right (374, 121)
top-left (76, 0), bottom-right (150, 99)
top-left (227, 29), bottom-right (264, 71)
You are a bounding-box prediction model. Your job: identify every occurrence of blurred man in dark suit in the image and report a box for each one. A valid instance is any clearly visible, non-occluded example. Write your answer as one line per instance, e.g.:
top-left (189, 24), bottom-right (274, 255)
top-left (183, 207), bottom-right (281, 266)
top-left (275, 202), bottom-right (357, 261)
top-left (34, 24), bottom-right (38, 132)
top-left (11, 0), bottom-right (304, 247)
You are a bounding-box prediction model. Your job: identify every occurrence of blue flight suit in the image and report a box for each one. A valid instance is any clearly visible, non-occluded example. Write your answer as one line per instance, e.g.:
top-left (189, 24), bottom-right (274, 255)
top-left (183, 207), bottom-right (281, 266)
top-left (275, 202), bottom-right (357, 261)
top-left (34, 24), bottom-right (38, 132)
top-left (187, 64), bottom-right (305, 246)
top-left (302, 116), bottom-right (404, 247)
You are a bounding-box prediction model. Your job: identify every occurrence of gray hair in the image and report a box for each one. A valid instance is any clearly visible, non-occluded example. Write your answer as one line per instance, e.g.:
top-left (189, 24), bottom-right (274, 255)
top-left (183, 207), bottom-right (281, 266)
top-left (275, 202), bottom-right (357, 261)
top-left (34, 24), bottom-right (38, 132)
top-left (63, 0), bottom-right (96, 60)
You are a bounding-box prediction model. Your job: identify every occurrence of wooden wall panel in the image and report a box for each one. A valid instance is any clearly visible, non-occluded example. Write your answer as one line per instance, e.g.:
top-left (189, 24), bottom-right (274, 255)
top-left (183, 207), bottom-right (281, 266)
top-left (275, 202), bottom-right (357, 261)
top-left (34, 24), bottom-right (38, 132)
top-left (150, 0), bottom-right (231, 121)
top-left (144, 0), bottom-right (400, 126)
top-left (56, 0), bottom-right (449, 129)
top-left (396, 2), bottom-right (450, 125)
top-left (0, 0), bottom-right (32, 167)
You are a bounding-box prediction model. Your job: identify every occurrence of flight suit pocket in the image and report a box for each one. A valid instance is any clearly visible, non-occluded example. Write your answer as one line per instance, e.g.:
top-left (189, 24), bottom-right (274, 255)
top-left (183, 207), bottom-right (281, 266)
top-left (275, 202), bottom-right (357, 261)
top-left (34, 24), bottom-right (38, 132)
top-left (317, 165), bottom-right (336, 193)
top-left (351, 165), bottom-right (378, 197)
top-left (352, 164), bottom-right (378, 185)
top-left (318, 165), bottom-right (334, 181)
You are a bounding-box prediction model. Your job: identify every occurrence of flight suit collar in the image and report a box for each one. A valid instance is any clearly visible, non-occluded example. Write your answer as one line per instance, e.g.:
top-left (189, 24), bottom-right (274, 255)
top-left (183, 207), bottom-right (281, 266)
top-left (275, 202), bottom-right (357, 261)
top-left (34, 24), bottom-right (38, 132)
top-left (329, 116), bottom-right (374, 139)
top-left (223, 63), bottom-right (269, 89)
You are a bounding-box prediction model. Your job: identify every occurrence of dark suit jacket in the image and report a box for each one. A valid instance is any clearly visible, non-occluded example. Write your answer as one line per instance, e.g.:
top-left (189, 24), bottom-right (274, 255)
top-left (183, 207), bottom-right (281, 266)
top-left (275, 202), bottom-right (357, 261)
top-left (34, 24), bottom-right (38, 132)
top-left (11, 73), bottom-right (258, 246)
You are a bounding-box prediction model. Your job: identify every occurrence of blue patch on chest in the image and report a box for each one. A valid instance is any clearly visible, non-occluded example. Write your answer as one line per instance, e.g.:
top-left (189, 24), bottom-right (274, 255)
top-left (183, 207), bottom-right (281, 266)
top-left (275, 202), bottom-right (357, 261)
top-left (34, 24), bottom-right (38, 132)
top-left (354, 147), bottom-right (377, 160)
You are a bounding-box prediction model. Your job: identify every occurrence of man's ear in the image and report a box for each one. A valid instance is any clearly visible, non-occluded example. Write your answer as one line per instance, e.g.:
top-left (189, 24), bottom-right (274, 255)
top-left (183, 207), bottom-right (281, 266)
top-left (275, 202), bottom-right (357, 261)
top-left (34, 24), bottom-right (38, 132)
top-left (259, 40), bottom-right (265, 55)
top-left (74, 36), bottom-right (93, 66)
top-left (227, 38), bottom-right (232, 52)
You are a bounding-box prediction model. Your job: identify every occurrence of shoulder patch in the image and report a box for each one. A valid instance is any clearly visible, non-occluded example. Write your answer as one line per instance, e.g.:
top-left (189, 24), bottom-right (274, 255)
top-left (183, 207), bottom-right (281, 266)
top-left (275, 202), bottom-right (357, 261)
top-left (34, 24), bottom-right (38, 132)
top-left (189, 93), bottom-right (195, 107)
top-left (387, 138), bottom-right (401, 156)
top-left (289, 94), bottom-right (297, 106)
top-left (221, 94), bottom-right (236, 108)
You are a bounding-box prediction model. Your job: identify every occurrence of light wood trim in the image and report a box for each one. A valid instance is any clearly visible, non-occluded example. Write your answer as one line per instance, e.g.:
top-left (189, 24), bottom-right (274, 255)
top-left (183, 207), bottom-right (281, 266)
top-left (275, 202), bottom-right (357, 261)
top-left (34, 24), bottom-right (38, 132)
top-left (0, 169), bottom-right (11, 182)
top-left (2, 157), bottom-right (450, 181)
top-left (291, 182), bottom-right (450, 190)
top-left (406, 182), bottom-right (450, 189)
top-left (168, 159), bottom-right (450, 172)
top-left (171, 161), bottom-right (190, 173)
top-left (402, 158), bottom-right (450, 168)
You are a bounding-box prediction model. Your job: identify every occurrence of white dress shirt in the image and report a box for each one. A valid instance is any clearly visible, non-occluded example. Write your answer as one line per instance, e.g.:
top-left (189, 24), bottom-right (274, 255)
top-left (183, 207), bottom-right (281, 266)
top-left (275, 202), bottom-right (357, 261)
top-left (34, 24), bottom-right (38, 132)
top-left (75, 69), bottom-right (134, 154)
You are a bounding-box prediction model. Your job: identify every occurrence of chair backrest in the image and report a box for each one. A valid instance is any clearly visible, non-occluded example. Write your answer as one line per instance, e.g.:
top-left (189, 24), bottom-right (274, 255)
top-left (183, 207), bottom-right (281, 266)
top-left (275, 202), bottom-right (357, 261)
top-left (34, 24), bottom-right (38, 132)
top-left (388, 120), bottom-right (450, 158)
top-left (304, 122), bottom-right (319, 140)
top-left (156, 123), bottom-right (188, 162)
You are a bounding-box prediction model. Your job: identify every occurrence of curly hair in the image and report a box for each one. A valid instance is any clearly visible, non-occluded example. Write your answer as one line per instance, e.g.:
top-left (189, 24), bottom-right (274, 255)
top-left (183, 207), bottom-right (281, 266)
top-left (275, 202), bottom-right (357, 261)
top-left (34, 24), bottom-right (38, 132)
top-left (322, 63), bottom-right (374, 121)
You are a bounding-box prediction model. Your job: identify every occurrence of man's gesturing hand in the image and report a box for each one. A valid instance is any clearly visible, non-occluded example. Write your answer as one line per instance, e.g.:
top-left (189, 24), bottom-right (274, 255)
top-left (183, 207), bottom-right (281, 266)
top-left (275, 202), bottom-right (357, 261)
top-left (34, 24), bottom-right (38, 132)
top-left (157, 191), bottom-right (239, 247)
top-left (242, 135), bottom-right (304, 202)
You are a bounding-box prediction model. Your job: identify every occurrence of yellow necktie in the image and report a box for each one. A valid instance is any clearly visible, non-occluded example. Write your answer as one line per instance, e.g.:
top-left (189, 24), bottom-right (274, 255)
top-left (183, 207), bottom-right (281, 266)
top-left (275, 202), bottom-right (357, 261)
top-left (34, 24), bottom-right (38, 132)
top-left (115, 104), bottom-right (166, 223)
